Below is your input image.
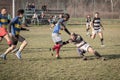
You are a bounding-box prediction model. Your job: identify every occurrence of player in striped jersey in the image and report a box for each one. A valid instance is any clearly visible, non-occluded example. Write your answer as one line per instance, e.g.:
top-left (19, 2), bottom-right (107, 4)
top-left (67, 32), bottom-right (105, 60)
top-left (90, 12), bottom-right (104, 46)
top-left (0, 8), bottom-right (12, 46)
top-left (0, 9), bottom-right (28, 60)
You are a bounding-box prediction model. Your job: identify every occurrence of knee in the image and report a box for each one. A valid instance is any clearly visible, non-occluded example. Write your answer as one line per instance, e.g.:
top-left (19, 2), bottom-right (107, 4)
top-left (10, 46), bottom-right (16, 50)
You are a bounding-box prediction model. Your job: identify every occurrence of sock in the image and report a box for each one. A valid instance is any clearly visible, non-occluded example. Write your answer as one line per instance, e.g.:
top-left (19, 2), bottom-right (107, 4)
top-left (56, 45), bottom-right (61, 57)
top-left (52, 44), bottom-right (61, 56)
top-left (100, 38), bottom-right (104, 45)
top-left (62, 41), bottom-right (69, 45)
top-left (7, 41), bottom-right (12, 47)
top-left (94, 51), bottom-right (102, 58)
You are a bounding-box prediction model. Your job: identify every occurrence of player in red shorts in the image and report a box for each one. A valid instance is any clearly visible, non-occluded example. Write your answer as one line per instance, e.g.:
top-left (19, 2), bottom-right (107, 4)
top-left (0, 8), bottom-right (12, 46)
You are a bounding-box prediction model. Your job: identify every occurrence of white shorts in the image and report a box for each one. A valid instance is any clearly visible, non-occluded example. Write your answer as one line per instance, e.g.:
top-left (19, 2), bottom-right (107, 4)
top-left (78, 43), bottom-right (90, 52)
top-left (92, 29), bottom-right (102, 35)
top-left (86, 23), bottom-right (90, 28)
top-left (52, 33), bottom-right (62, 43)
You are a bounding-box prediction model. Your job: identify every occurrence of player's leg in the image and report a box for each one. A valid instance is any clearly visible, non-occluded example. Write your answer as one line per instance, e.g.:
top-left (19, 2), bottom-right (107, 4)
top-left (91, 30), bottom-right (96, 39)
top-left (98, 31), bottom-right (104, 46)
top-left (0, 36), bottom-right (18, 60)
top-left (0, 45), bottom-right (16, 60)
top-left (16, 35), bottom-right (27, 59)
top-left (51, 33), bottom-right (62, 58)
top-left (87, 47), bottom-right (105, 60)
top-left (4, 34), bottom-right (12, 46)
top-left (0, 28), bottom-right (12, 46)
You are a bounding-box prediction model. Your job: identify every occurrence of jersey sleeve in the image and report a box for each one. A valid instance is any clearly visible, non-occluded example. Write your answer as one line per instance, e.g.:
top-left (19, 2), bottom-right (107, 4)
top-left (10, 17), bottom-right (18, 24)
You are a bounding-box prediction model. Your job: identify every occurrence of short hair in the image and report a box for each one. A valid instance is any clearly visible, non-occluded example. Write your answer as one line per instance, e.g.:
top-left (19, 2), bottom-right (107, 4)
top-left (71, 32), bottom-right (76, 36)
top-left (63, 13), bottom-right (70, 19)
top-left (1, 7), bottom-right (7, 11)
top-left (95, 12), bottom-right (99, 14)
top-left (17, 9), bottom-right (24, 15)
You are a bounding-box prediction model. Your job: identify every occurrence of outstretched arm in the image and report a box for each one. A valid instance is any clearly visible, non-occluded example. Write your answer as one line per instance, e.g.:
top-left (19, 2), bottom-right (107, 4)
top-left (61, 23), bottom-right (71, 35)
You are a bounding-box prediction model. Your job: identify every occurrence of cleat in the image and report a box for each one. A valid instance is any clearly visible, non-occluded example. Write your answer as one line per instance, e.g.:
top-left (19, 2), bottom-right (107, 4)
top-left (0, 54), bottom-right (7, 60)
top-left (101, 44), bottom-right (105, 47)
top-left (56, 55), bottom-right (61, 59)
top-left (15, 51), bottom-right (22, 59)
top-left (82, 56), bottom-right (87, 61)
top-left (97, 57), bottom-right (106, 61)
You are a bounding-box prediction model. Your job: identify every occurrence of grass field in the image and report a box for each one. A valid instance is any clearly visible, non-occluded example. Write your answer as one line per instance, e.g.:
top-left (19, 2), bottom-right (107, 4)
top-left (0, 19), bottom-right (120, 80)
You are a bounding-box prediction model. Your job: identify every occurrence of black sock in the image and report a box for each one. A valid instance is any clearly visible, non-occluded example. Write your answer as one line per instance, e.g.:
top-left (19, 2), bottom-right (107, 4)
top-left (94, 51), bottom-right (102, 58)
top-left (63, 41), bottom-right (69, 45)
top-left (100, 38), bottom-right (104, 45)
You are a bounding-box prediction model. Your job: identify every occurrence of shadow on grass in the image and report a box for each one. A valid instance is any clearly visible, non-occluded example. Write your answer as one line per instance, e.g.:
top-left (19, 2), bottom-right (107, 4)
top-left (113, 44), bottom-right (120, 46)
top-left (54, 53), bottom-right (120, 61)
top-left (102, 54), bottom-right (120, 59)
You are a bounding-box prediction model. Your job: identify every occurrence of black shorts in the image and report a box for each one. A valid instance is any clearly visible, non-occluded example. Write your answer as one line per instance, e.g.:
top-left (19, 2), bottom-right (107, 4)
top-left (12, 35), bottom-right (25, 45)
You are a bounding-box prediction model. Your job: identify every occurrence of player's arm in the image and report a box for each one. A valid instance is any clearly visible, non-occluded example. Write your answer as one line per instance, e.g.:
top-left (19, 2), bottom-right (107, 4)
top-left (63, 39), bottom-right (73, 44)
top-left (61, 23), bottom-right (71, 35)
top-left (8, 18), bottom-right (17, 37)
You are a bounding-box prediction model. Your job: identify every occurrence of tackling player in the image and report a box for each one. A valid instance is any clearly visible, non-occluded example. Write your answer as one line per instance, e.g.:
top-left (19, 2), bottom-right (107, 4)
top-left (66, 32), bottom-right (105, 60)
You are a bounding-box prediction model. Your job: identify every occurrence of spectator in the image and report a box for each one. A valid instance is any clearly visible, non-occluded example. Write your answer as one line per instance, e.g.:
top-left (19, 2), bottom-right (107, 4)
top-left (39, 12), bottom-right (46, 24)
top-left (41, 4), bottom-right (47, 11)
top-left (27, 2), bottom-right (32, 10)
top-left (31, 12), bottom-right (39, 25)
top-left (31, 2), bottom-right (35, 11)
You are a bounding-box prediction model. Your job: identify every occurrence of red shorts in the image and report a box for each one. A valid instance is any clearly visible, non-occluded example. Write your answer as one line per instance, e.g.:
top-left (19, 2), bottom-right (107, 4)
top-left (0, 27), bottom-right (8, 37)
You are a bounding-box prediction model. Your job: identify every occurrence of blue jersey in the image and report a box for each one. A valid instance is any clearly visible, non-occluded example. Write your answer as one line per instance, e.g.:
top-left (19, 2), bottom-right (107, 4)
top-left (53, 18), bottom-right (64, 33)
top-left (0, 14), bottom-right (8, 28)
top-left (10, 16), bottom-right (22, 36)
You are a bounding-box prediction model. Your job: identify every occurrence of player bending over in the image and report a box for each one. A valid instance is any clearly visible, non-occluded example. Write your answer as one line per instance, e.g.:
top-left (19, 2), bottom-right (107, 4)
top-left (66, 32), bottom-right (105, 60)
top-left (50, 13), bottom-right (71, 59)
top-left (90, 12), bottom-right (104, 47)
top-left (0, 7), bottom-right (12, 46)
top-left (0, 9), bottom-right (28, 60)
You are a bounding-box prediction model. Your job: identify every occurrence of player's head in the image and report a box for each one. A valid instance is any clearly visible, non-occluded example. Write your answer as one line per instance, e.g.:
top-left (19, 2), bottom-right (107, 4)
top-left (87, 15), bottom-right (90, 18)
top-left (17, 9), bottom-right (24, 17)
top-left (1, 7), bottom-right (7, 15)
top-left (95, 12), bottom-right (99, 18)
top-left (63, 13), bottom-right (70, 21)
top-left (59, 14), bottom-right (63, 18)
top-left (70, 32), bottom-right (76, 40)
